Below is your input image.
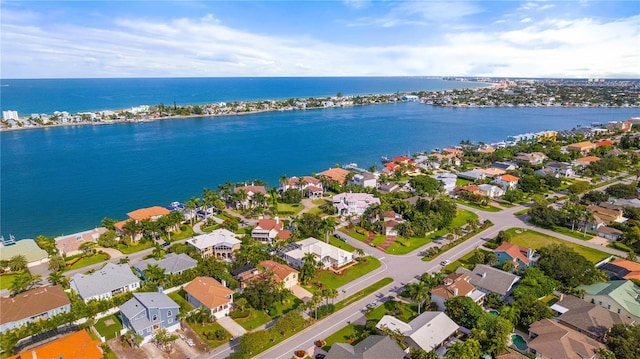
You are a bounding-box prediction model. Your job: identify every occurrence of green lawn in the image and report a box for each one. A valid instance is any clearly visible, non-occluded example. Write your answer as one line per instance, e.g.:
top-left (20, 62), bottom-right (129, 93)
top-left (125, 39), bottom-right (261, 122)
top-left (454, 198), bottom-right (502, 212)
top-left (333, 278), bottom-right (393, 312)
top-left (513, 208), bottom-right (531, 216)
top-left (168, 289), bottom-right (194, 312)
top-left (233, 308), bottom-right (272, 331)
top-left (550, 226), bottom-right (593, 241)
top-left (506, 228), bottom-right (610, 263)
top-left (443, 249), bottom-right (489, 273)
top-left (66, 253), bottom-right (110, 271)
top-left (189, 322), bottom-right (231, 349)
top-left (328, 236), bottom-right (356, 252)
top-left (269, 293), bottom-right (304, 318)
top-left (312, 199), bottom-right (329, 205)
top-left (0, 273), bottom-right (18, 290)
top-left (118, 240), bottom-right (153, 254)
top-left (94, 314), bottom-right (123, 340)
top-left (323, 324), bottom-right (365, 349)
top-left (307, 207), bottom-right (326, 216)
top-left (277, 203), bottom-right (304, 215)
top-left (384, 209), bottom-right (478, 255)
top-left (343, 228), bottom-right (367, 241)
top-left (308, 257), bottom-right (381, 292)
top-left (456, 178), bottom-right (473, 186)
top-left (168, 226), bottom-right (196, 241)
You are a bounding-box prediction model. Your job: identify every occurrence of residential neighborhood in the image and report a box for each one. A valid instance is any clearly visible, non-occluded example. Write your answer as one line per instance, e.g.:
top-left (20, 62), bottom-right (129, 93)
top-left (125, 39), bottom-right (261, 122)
top-left (3, 117), bottom-right (640, 359)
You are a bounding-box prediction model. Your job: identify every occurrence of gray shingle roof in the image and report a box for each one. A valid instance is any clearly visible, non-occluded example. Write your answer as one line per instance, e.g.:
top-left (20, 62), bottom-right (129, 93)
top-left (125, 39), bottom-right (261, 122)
top-left (70, 263), bottom-right (140, 300)
top-left (554, 294), bottom-right (634, 337)
top-left (120, 292), bottom-right (179, 333)
top-left (457, 264), bottom-right (520, 296)
top-left (133, 253), bottom-right (197, 275)
top-left (326, 335), bottom-right (405, 359)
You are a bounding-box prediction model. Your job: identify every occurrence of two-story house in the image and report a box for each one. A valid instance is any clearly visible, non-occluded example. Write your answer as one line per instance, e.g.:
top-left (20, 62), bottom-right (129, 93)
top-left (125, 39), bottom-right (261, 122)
top-left (119, 292), bottom-right (180, 344)
top-left (430, 273), bottom-right (485, 311)
top-left (186, 229), bottom-right (241, 260)
top-left (114, 206), bottom-right (171, 241)
top-left (70, 263), bottom-right (141, 302)
top-left (333, 192), bottom-right (380, 216)
top-left (251, 217), bottom-right (291, 244)
top-left (494, 242), bottom-right (537, 269)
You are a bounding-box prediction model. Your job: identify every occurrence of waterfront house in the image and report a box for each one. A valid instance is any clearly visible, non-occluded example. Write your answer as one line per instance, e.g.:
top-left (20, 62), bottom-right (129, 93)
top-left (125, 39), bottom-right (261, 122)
top-left (184, 276), bottom-right (234, 319)
top-left (251, 217), bottom-right (291, 244)
top-left (376, 311), bottom-right (459, 352)
top-left (550, 293), bottom-right (634, 340)
top-left (566, 141), bottom-right (597, 154)
top-left (349, 172), bottom-right (377, 188)
top-left (54, 227), bottom-right (107, 256)
top-left (7, 330), bottom-right (102, 359)
top-left (333, 192), bottom-right (380, 216)
top-left (0, 285), bottom-right (71, 333)
top-left (496, 174), bottom-right (519, 191)
top-left (577, 280), bottom-right (640, 322)
top-left (132, 253), bottom-right (197, 279)
top-left (233, 185), bottom-right (267, 209)
top-left (282, 176), bottom-right (324, 197)
top-left (318, 167), bottom-right (350, 185)
top-left (430, 273), bottom-right (485, 311)
top-left (326, 335), bottom-right (405, 359)
top-left (0, 239), bottom-right (49, 268)
top-left (527, 319), bottom-right (606, 359)
top-left (276, 237), bottom-right (353, 270)
top-left (457, 264), bottom-right (520, 299)
top-left (477, 184), bottom-right (505, 198)
top-left (600, 258), bottom-right (640, 281)
top-left (494, 242), bottom-right (537, 269)
top-left (70, 263), bottom-right (141, 302)
top-left (120, 292), bottom-right (180, 344)
top-left (606, 121), bottom-right (632, 132)
top-left (114, 206), bottom-right (171, 241)
top-left (186, 229), bottom-right (241, 260)
top-left (477, 144), bottom-right (495, 153)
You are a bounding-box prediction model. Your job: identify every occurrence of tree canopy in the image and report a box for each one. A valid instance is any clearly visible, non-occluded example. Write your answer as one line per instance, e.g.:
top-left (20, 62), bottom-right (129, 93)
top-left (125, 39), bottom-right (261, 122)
top-left (536, 244), bottom-right (603, 288)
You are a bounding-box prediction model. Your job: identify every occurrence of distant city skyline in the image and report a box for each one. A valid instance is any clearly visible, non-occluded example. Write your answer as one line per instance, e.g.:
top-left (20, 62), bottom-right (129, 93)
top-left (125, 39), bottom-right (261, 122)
top-left (1, 1), bottom-right (638, 79)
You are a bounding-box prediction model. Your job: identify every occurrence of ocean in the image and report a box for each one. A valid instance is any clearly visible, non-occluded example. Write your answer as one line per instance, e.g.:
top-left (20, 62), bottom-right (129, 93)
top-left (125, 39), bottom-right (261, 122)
top-left (1, 77), bottom-right (638, 239)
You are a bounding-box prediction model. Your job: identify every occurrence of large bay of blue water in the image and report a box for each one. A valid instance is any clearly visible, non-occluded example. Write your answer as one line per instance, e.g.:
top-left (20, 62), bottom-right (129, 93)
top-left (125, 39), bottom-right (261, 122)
top-left (2, 101), bottom-right (638, 239)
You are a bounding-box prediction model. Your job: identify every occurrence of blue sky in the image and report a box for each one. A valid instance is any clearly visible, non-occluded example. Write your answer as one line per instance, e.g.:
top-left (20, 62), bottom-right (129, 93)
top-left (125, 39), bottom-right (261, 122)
top-left (1, 1), bottom-right (638, 78)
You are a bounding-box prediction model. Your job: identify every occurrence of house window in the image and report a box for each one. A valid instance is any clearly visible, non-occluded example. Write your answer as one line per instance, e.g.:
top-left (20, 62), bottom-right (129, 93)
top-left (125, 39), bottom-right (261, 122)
top-left (608, 304), bottom-right (611, 310)
top-left (168, 318), bottom-right (173, 324)
top-left (599, 301), bottom-right (602, 306)
top-left (152, 314), bottom-right (158, 321)
top-left (167, 310), bottom-right (172, 317)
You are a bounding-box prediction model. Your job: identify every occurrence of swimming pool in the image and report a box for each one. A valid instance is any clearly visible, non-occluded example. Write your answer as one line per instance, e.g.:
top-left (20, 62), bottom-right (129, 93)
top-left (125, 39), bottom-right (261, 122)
top-left (487, 309), bottom-right (499, 316)
top-left (511, 334), bottom-right (528, 351)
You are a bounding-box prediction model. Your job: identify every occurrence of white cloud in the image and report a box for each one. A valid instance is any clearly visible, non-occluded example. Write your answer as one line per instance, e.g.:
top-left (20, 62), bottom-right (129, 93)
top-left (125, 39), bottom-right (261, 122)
top-left (346, 1), bottom-right (482, 27)
top-left (1, 7), bottom-right (638, 79)
top-left (521, 17), bottom-right (532, 23)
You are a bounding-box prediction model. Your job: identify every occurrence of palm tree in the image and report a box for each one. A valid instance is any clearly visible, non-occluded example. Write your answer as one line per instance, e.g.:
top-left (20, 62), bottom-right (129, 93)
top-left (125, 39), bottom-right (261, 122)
top-left (499, 305), bottom-right (520, 326)
top-left (202, 187), bottom-right (218, 217)
top-left (310, 292), bottom-right (323, 320)
top-left (268, 188), bottom-right (279, 215)
top-left (411, 282), bottom-right (429, 314)
top-left (48, 254), bottom-right (66, 272)
top-left (253, 192), bottom-right (267, 210)
top-left (321, 217), bottom-right (337, 243)
top-left (354, 248), bottom-right (365, 258)
top-left (582, 209), bottom-right (596, 236)
top-left (279, 175), bottom-right (289, 191)
top-left (144, 264), bottom-right (167, 286)
top-left (185, 196), bottom-right (200, 225)
top-left (122, 220), bottom-right (142, 242)
top-left (79, 241), bottom-right (97, 256)
top-left (8, 255), bottom-right (28, 272)
top-left (298, 177), bottom-right (308, 194)
top-left (47, 271), bottom-right (68, 287)
top-left (300, 252), bottom-right (319, 285)
top-left (453, 227), bottom-right (462, 240)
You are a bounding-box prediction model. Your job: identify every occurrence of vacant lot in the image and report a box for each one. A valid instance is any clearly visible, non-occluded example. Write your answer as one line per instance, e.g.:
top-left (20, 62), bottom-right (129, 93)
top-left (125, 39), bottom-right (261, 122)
top-left (506, 228), bottom-right (610, 263)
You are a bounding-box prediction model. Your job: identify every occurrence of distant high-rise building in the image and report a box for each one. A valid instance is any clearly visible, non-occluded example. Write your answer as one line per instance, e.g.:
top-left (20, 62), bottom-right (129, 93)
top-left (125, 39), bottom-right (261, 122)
top-left (2, 110), bottom-right (19, 121)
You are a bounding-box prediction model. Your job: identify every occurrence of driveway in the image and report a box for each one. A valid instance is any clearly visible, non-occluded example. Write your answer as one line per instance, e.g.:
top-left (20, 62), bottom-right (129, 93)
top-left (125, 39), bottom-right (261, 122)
top-left (290, 285), bottom-right (313, 302)
top-left (216, 316), bottom-right (247, 338)
top-left (98, 247), bottom-right (124, 259)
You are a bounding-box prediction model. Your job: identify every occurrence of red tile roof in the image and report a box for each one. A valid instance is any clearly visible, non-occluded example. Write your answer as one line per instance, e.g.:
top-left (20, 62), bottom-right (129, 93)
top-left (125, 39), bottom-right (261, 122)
top-left (500, 174), bottom-right (519, 182)
top-left (495, 242), bottom-right (533, 265)
top-left (595, 140), bottom-right (614, 147)
top-left (318, 168), bottom-right (350, 184)
top-left (184, 277), bottom-right (233, 310)
top-left (127, 206), bottom-right (170, 221)
top-left (8, 330), bottom-right (102, 359)
top-left (260, 260), bottom-right (299, 283)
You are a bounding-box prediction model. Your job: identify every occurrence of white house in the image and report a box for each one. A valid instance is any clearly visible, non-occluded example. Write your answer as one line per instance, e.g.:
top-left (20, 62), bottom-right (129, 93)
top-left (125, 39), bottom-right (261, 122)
top-left (333, 192), bottom-right (380, 216)
top-left (276, 237), bottom-right (354, 269)
top-left (434, 173), bottom-right (457, 193)
top-left (376, 311), bottom-right (459, 352)
top-left (186, 229), bottom-right (241, 260)
top-left (477, 184), bottom-right (505, 199)
top-left (69, 263), bottom-right (141, 302)
top-left (350, 172), bottom-right (378, 188)
top-left (495, 174), bottom-right (519, 191)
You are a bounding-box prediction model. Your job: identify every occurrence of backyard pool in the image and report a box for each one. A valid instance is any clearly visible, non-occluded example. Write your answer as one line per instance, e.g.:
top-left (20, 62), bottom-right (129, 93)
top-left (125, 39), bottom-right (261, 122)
top-left (511, 334), bottom-right (528, 351)
top-left (487, 309), bottom-right (499, 316)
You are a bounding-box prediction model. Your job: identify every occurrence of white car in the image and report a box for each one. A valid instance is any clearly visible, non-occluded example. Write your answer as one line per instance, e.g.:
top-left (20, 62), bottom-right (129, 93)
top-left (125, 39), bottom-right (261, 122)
top-left (366, 302), bottom-right (377, 309)
top-left (440, 260), bottom-right (451, 266)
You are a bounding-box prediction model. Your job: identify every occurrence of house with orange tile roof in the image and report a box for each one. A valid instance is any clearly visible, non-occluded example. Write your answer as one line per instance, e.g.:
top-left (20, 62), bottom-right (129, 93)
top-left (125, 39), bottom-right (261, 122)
top-left (573, 156), bottom-right (601, 167)
top-left (476, 167), bottom-right (506, 177)
top-left (54, 227), bottom-right (107, 256)
top-left (494, 242), bottom-right (537, 269)
top-left (282, 176), bottom-right (324, 197)
top-left (430, 273), bottom-right (485, 311)
top-left (600, 258), bottom-right (640, 281)
top-left (114, 205), bottom-right (171, 241)
top-left (566, 141), bottom-right (597, 154)
top-left (495, 174), bottom-right (519, 191)
top-left (442, 148), bottom-right (463, 157)
top-left (233, 185), bottom-right (267, 209)
top-left (184, 277), bottom-right (234, 318)
top-left (251, 217), bottom-right (291, 244)
top-left (318, 167), bottom-right (350, 185)
top-left (7, 330), bottom-right (102, 359)
top-left (260, 260), bottom-right (299, 289)
top-left (515, 152), bottom-right (547, 165)
top-left (595, 140), bottom-right (614, 147)
top-left (0, 285), bottom-right (71, 333)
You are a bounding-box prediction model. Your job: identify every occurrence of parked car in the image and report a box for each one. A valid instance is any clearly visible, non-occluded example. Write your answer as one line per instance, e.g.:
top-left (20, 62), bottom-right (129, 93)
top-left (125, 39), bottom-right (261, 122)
top-left (440, 260), bottom-right (451, 266)
top-left (366, 302), bottom-right (377, 309)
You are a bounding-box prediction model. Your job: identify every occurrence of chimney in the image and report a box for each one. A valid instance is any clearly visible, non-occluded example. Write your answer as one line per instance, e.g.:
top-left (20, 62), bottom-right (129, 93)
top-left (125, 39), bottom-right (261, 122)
top-left (221, 279), bottom-right (227, 287)
top-left (482, 272), bottom-right (487, 278)
top-left (275, 216), bottom-right (279, 224)
top-left (157, 286), bottom-right (163, 293)
top-left (454, 287), bottom-right (459, 296)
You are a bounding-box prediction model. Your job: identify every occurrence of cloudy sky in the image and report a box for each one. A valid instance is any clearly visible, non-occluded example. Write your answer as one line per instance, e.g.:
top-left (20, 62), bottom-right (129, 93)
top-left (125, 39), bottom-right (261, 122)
top-left (1, 1), bottom-right (638, 79)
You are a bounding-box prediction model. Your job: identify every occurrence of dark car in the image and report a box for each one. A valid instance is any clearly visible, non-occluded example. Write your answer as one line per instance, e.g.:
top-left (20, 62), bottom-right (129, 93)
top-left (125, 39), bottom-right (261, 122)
top-left (315, 354), bottom-right (326, 359)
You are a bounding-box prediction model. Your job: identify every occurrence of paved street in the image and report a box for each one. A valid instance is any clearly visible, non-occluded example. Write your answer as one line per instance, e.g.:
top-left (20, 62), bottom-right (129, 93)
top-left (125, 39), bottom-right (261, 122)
top-left (196, 201), bottom-right (632, 359)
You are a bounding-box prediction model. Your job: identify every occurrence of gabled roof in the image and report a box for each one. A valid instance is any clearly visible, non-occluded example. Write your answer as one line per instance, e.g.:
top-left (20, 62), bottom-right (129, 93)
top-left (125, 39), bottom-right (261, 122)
top-left (495, 242), bottom-right (534, 265)
top-left (7, 330), bottom-right (102, 359)
top-left (499, 174), bottom-right (519, 182)
top-left (55, 227), bottom-right (107, 254)
top-left (120, 292), bottom-right (179, 333)
top-left (0, 285), bottom-right (70, 326)
top-left (575, 156), bottom-right (601, 164)
top-left (567, 141), bottom-right (596, 150)
top-left (70, 263), bottom-right (140, 300)
top-left (184, 277), bottom-right (233, 310)
top-left (528, 319), bottom-right (606, 359)
top-left (407, 311), bottom-right (459, 351)
top-left (0, 239), bottom-right (48, 263)
top-left (187, 229), bottom-right (241, 250)
top-left (326, 335), bottom-right (406, 359)
top-left (431, 273), bottom-right (476, 300)
top-left (553, 294), bottom-right (634, 337)
top-left (602, 258), bottom-right (640, 280)
top-left (127, 206), bottom-right (170, 221)
top-left (457, 264), bottom-right (520, 296)
top-left (577, 280), bottom-right (640, 318)
top-left (133, 253), bottom-right (198, 275)
top-left (259, 260), bottom-right (299, 282)
top-left (234, 185), bottom-right (267, 195)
